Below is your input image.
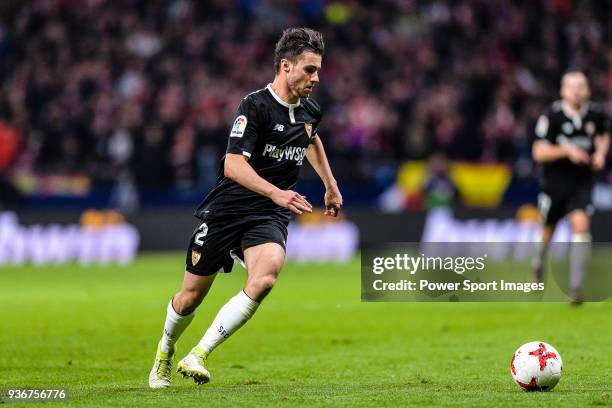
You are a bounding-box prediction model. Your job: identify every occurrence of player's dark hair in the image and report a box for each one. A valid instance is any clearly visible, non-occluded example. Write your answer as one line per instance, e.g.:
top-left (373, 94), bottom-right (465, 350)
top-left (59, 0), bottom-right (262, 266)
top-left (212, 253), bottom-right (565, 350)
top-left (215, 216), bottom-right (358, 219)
top-left (274, 28), bottom-right (324, 73)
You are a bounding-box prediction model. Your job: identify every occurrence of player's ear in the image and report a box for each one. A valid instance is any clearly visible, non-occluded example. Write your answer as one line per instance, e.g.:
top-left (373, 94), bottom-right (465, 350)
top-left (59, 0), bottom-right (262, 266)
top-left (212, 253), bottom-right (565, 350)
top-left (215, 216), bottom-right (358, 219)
top-left (282, 59), bottom-right (290, 73)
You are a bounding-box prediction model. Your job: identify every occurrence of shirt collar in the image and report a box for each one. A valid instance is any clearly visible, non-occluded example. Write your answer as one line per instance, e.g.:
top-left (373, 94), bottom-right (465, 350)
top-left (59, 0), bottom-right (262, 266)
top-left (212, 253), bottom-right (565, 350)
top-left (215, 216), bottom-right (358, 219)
top-left (266, 83), bottom-right (300, 108)
top-left (561, 100), bottom-right (589, 119)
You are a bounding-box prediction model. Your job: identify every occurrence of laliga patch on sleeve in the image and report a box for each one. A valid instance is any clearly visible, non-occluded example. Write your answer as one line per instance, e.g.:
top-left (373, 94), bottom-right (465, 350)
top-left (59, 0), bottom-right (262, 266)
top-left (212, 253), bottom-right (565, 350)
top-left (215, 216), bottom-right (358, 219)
top-left (230, 115), bottom-right (248, 138)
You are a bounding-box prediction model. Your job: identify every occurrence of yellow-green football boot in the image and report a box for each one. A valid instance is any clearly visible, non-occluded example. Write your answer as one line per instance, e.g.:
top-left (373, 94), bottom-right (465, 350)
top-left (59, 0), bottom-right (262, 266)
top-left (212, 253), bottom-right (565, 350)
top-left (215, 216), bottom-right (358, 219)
top-left (148, 341), bottom-right (175, 389)
top-left (176, 345), bottom-right (211, 385)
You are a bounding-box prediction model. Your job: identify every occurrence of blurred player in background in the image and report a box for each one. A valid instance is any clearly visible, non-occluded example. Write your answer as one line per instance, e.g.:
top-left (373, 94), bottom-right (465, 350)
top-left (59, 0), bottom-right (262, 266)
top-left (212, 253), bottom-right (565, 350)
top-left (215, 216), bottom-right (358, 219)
top-left (148, 27), bottom-right (343, 388)
top-left (531, 71), bottom-right (610, 303)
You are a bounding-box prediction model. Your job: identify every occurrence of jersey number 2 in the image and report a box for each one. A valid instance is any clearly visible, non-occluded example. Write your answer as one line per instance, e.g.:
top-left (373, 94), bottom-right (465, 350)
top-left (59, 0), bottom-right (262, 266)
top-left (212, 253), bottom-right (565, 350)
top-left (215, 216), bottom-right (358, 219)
top-left (194, 223), bottom-right (208, 246)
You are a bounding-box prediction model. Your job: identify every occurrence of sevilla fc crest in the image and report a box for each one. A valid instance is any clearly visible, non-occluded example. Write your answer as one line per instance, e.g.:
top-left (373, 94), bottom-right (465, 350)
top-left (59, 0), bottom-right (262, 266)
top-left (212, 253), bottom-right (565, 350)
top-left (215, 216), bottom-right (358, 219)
top-left (585, 121), bottom-right (595, 136)
top-left (191, 250), bottom-right (201, 266)
top-left (304, 123), bottom-right (313, 139)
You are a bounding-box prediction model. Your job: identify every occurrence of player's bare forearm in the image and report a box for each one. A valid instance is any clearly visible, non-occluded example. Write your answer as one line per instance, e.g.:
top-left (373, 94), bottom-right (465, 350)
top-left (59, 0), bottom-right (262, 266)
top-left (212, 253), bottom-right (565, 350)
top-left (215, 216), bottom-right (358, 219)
top-left (532, 141), bottom-right (568, 162)
top-left (306, 136), bottom-right (343, 216)
top-left (592, 133), bottom-right (609, 171)
top-left (224, 153), bottom-right (312, 214)
top-left (594, 133), bottom-right (610, 157)
top-left (306, 136), bottom-right (337, 189)
top-left (224, 153), bottom-right (279, 197)
top-left (532, 140), bottom-right (590, 165)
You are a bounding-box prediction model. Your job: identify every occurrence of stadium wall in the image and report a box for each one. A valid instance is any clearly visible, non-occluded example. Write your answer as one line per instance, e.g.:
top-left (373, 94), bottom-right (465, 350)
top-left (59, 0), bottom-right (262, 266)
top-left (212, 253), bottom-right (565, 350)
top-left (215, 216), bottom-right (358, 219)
top-left (12, 209), bottom-right (612, 251)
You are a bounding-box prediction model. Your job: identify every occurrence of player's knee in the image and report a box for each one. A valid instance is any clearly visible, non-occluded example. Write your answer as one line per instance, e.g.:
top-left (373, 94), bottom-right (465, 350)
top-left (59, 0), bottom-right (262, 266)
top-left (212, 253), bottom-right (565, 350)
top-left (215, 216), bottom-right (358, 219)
top-left (570, 212), bottom-right (590, 233)
top-left (573, 224), bottom-right (589, 234)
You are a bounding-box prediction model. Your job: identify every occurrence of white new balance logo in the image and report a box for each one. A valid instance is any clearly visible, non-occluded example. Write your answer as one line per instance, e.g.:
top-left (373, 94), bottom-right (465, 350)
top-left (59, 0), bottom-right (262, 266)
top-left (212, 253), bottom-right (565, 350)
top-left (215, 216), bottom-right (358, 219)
top-left (273, 123), bottom-right (285, 132)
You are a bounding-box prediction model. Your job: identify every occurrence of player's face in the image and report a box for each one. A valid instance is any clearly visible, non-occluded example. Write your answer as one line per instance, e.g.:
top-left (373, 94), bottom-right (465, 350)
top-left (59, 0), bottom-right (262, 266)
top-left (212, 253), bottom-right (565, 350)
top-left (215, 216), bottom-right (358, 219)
top-left (286, 51), bottom-right (321, 98)
top-left (560, 73), bottom-right (590, 108)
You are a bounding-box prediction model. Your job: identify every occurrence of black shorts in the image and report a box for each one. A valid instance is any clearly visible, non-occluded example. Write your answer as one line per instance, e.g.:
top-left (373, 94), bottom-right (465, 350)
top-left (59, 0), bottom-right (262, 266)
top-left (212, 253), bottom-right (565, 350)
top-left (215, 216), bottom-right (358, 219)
top-left (539, 180), bottom-right (594, 226)
top-left (185, 214), bottom-right (288, 276)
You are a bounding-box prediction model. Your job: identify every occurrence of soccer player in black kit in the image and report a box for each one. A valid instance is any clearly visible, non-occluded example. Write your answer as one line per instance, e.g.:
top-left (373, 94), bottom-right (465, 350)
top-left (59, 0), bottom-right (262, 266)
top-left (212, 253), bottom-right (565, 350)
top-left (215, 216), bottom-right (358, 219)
top-left (531, 71), bottom-right (610, 303)
top-left (149, 28), bottom-right (343, 388)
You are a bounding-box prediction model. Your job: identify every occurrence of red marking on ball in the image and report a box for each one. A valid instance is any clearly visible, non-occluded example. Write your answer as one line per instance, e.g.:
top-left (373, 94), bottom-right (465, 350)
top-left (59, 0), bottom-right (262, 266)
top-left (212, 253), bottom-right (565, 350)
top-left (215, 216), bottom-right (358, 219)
top-left (528, 343), bottom-right (557, 371)
top-left (516, 377), bottom-right (537, 390)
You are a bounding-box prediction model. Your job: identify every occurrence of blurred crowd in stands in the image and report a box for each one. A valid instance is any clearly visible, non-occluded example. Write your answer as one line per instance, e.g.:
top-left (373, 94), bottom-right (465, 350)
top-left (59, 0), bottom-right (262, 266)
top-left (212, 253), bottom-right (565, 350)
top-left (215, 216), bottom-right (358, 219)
top-left (0, 0), bottom-right (610, 197)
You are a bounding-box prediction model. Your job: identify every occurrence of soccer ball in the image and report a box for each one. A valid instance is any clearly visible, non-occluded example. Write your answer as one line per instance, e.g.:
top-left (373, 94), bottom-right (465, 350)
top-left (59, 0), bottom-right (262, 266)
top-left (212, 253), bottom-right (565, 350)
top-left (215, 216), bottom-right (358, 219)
top-left (510, 341), bottom-right (563, 391)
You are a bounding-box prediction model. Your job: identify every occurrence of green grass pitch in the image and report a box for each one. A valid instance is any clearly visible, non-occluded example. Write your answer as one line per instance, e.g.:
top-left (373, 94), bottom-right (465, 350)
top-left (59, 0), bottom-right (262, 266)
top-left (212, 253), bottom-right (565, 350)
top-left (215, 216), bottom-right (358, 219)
top-left (1, 253), bottom-right (610, 407)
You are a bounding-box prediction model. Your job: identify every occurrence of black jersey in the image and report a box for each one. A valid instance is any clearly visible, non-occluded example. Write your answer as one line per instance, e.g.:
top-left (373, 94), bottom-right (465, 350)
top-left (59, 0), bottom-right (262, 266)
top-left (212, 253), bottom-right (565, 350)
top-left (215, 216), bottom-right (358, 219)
top-left (195, 84), bottom-right (323, 221)
top-left (534, 100), bottom-right (610, 186)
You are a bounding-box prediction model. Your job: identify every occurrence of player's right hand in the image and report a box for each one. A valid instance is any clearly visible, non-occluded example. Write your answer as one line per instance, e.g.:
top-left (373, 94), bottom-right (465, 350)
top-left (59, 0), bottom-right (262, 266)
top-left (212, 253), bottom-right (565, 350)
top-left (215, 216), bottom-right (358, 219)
top-left (270, 189), bottom-right (313, 215)
top-left (564, 145), bottom-right (590, 165)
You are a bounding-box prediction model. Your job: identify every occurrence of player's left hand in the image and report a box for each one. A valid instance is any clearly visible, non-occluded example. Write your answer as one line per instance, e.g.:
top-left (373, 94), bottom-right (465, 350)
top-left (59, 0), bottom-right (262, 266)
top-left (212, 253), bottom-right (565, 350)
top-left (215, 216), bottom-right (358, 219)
top-left (592, 152), bottom-right (606, 171)
top-left (324, 184), bottom-right (343, 217)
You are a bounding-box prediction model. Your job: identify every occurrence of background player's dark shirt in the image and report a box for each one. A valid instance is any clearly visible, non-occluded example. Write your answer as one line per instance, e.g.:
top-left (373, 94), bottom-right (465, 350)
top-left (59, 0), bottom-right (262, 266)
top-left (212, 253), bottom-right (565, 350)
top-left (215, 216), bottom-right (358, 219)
top-left (195, 84), bottom-right (322, 221)
top-left (534, 100), bottom-right (610, 188)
